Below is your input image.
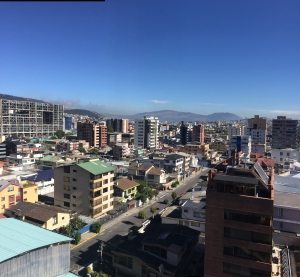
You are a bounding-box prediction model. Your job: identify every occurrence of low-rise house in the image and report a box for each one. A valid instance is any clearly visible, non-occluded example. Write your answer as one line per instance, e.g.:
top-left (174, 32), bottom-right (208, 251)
top-left (128, 162), bottom-right (166, 188)
top-left (0, 180), bottom-right (38, 214)
top-left (0, 218), bottom-right (74, 277)
top-left (161, 191), bottom-right (206, 233)
top-left (164, 154), bottom-right (184, 175)
top-left (114, 178), bottom-right (139, 202)
top-left (21, 169), bottom-right (54, 195)
top-left (5, 201), bottom-right (71, 231)
top-left (103, 223), bottom-right (200, 277)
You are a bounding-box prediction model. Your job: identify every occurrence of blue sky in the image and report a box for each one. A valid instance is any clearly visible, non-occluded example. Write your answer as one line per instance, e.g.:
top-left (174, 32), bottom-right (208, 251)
top-left (0, 0), bottom-right (299, 118)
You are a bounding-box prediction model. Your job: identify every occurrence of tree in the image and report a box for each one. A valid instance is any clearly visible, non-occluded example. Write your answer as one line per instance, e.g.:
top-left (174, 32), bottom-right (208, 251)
top-left (150, 206), bottom-right (156, 218)
top-left (171, 191), bottom-right (177, 201)
top-left (138, 210), bottom-right (146, 219)
top-left (78, 143), bottom-right (86, 153)
top-left (74, 232), bottom-right (81, 245)
top-left (55, 130), bottom-right (65, 139)
top-left (89, 147), bottom-right (100, 155)
top-left (135, 180), bottom-right (153, 203)
top-left (90, 222), bottom-right (102, 233)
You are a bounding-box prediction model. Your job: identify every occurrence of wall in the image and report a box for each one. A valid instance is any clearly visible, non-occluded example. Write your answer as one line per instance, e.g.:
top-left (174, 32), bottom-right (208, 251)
top-left (0, 243), bottom-right (70, 277)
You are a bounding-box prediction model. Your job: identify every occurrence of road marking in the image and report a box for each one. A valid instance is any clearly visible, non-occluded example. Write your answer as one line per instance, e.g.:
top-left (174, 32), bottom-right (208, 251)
top-left (159, 194), bottom-right (166, 198)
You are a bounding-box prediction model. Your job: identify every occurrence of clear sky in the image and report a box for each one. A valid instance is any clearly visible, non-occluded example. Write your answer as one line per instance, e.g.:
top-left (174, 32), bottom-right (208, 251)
top-left (0, 0), bottom-right (299, 118)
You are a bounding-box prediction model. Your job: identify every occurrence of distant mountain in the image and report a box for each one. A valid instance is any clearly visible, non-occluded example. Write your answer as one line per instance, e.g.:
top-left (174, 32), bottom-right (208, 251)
top-left (65, 109), bottom-right (105, 119)
top-left (0, 93), bottom-right (47, 103)
top-left (128, 110), bottom-right (241, 122)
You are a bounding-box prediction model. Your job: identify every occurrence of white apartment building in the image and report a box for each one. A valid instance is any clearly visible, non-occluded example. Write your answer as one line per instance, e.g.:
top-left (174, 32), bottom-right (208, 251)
top-left (246, 115), bottom-right (267, 154)
top-left (230, 135), bottom-right (252, 158)
top-left (271, 148), bottom-right (300, 164)
top-left (228, 125), bottom-right (245, 140)
top-left (134, 116), bottom-right (159, 150)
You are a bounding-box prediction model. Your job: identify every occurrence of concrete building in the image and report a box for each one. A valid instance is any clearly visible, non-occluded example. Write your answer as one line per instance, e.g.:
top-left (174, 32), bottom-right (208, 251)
top-left (164, 154), bottom-right (184, 175)
top-left (180, 122), bottom-right (192, 145)
top-left (271, 148), bottom-right (300, 165)
top-left (106, 118), bottom-right (129, 133)
top-left (54, 159), bottom-right (115, 218)
top-left (112, 143), bottom-right (131, 160)
top-left (0, 179), bottom-right (38, 214)
top-left (114, 178), bottom-right (139, 203)
top-left (0, 218), bottom-right (73, 277)
top-left (0, 95), bottom-right (64, 138)
top-left (5, 201), bottom-right (71, 231)
top-left (247, 115), bottom-right (267, 154)
top-left (77, 120), bottom-right (107, 148)
top-left (272, 116), bottom-right (298, 149)
top-left (228, 125), bottom-right (245, 140)
top-left (103, 223), bottom-right (200, 277)
top-left (134, 116), bottom-right (159, 150)
top-left (107, 132), bottom-right (122, 146)
top-left (204, 159), bottom-right (274, 277)
top-left (230, 135), bottom-right (252, 158)
top-left (192, 124), bottom-right (205, 144)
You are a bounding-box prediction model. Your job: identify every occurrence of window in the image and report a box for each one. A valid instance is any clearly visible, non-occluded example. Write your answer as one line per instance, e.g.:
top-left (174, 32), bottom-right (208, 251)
top-left (103, 188), bottom-right (108, 193)
top-left (64, 193), bottom-right (70, 199)
top-left (184, 209), bottom-right (188, 213)
top-left (1, 197), bottom-right (5, 201)
top-left (191, 221), bottom-right (200, 227)
top-left (64, 166), bottom-right (70, 173)
top-left (280, 152), bottom-right (283, 156)
top-left (7, 186), bottom-right (14, 192)
top-left (24, 191), bottom-right (27, 194)
top-left (193, 211), bottom-right (202, 218)
top-left (64, 201), bottom-right (70, 207)
top-left (73, 169), bottom-right (77, 173)
top-left (64, 176), bottom-right (70, 182)
top-left (2, 204), bottom-right (5, 209)
top-left (53, 216), bottom-right (57, 224)
top-left (73, 195), bottom-right (76, 199)
top-left (73, 186), bottom-right (77, 190)
top-left (72, 204), bottom-right (76, 207)
top-left (24, 198), bottom-right (27, 201)
top-left (72, 178), bottom-right (76, 181)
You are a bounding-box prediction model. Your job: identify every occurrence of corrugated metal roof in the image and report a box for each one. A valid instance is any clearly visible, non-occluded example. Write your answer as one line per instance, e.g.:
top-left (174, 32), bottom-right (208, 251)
top-left (77, 159), bottom-right (115, 175)
top-left (0, 218), bottom-right (72, 263)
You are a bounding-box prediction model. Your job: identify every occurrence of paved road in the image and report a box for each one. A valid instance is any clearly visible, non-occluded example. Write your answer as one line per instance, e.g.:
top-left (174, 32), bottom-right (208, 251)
top-left (70, 168), bottom-right (209, 273)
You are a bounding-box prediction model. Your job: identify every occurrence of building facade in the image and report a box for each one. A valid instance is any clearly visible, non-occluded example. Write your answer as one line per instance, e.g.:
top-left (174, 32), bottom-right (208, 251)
top-left (192, 124), bottom-right (205, 144)
top-left (54, 159), bottom-right (115, 218)
top-left (230, 135), bottom-right (252, 158)
top-left (272, 116), bottom-right (298, 149)
top-left (0, 96), bottom-right (64, 138)
top-left (204, 160), bottom-right (274, 277)
top-left (247, 115), bottom-right (267, 154)
top-left (77, 121), bottom-right (107, 148)
top-left (134, 117), bottom-right (159, 150)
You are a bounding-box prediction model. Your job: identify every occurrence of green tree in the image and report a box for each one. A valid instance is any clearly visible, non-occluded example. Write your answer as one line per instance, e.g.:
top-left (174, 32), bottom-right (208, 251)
top-left (89, 147), bottom-right (100, 155)
top-left (78, 143), bottom-right (86, 153)
top-left (135, 180), bottom-right (153, 203)
top-left (90, 222), bottom-right (102, 233)
top-left (171, 191), bottom-right (177, 201)
top-left (55, 130), bottom-right (65, 139)
top-left (74, 232), bottom-right (81, 245)
top-left (150, 206), bottom-right (156, 218)
top-left (138, 210), bottom-right (146, 219)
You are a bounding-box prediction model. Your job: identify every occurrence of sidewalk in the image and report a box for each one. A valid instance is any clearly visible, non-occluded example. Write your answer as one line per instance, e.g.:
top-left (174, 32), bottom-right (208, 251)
top-left (71, 170), bottom-right (202, 249)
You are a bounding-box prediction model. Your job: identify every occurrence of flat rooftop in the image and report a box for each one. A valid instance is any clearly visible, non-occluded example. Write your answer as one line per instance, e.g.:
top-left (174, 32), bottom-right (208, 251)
top-left (275, 191), bottom-right (300, 209)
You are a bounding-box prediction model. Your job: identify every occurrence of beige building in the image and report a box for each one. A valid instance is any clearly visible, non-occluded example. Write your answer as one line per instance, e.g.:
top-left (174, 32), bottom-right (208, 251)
top-left (54, 159), bottom-right (115, 218)
top-left (0, 180), bottom-right (38, 214)
top-left (5, 202), bottom-right (71, 231)
top-left (114, 178), bottom-right (139, 203)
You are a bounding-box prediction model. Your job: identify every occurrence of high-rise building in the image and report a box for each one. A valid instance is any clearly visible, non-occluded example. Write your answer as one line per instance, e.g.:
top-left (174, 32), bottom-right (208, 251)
top-left (228, 125), bottom-right (245, 140)
top-left (106, 118), bottom-right (129, 133)
top-left (192, 124), bottom-right (205, 144)
top-left (272, 116), bottom-right (298, 149)
top-left (180, 121), bottom-right (192, 145)
top-left (64, 116), bottom-right (73, 131)
top-left (77, 121), bottom-right (107, 148)
top-left (204, 159), bottom-right (274, 277)
top-left (0, 95), bottom-right (64, 138)
top-left (247, 115), bottom-right (267, 154)
top-left (134, 116), bottom-right (159, 150)
top-left (230, 135), bottom-right (251, 158)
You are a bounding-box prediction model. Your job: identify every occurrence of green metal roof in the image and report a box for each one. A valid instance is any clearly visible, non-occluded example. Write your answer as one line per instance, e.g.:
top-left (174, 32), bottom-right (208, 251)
top-left (77, 159), bottom-right (115, 175)
top-left (40, 155), bottom-right (62, 163)
top-left (0, 218), bottom-right (72, 263)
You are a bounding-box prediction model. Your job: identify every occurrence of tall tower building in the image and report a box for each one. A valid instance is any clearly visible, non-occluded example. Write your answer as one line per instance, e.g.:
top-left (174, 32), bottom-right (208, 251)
top-left (247, 115), bottom-right (267, 154)
top-left (230, 135), bottom-right (252, 159)
top-left (77, 121), bottom-right (107, 148)
top-left (204, 159), bottom-right (274, 277)
top-left (228, 125), bottom-right (244, 141)
top-left (272, 116), bottom-right (298, 149)
top-left (192, 124), bottom-right (205, 144)
top-left (134, 116), bottom-right (159, 150)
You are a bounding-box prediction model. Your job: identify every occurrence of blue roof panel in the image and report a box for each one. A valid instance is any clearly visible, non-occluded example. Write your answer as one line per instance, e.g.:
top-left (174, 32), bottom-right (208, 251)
top-left (0, 218), bottom-right (72, 263)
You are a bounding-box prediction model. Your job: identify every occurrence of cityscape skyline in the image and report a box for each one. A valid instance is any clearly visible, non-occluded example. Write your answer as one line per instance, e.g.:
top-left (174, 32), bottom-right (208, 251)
top-left (0, 1), bottom-right (300, 118)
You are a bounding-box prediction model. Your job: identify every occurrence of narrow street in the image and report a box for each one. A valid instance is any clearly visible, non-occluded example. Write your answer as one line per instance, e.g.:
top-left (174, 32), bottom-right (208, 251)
top-left (70, 168), bottom-right (208, 273)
